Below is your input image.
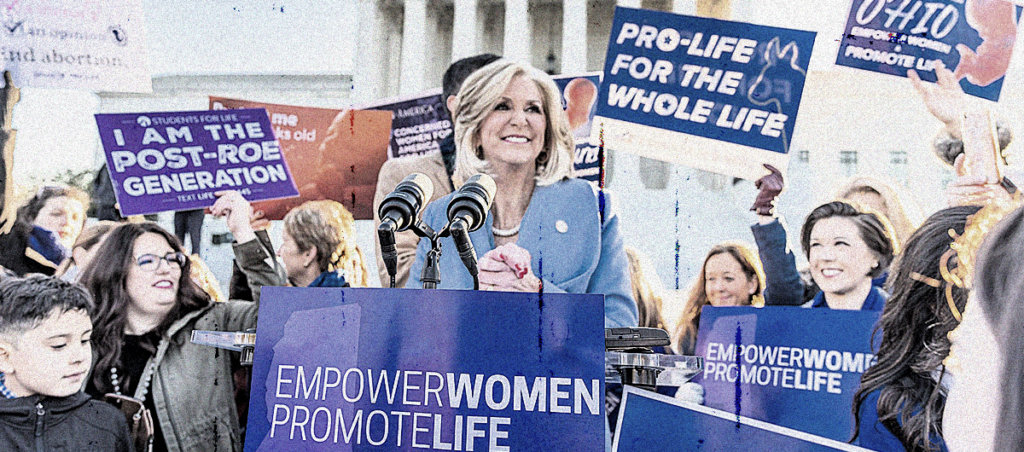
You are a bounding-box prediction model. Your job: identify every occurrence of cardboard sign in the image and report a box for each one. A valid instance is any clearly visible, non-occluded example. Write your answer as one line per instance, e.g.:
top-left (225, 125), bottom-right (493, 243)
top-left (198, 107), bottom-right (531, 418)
top-left (553, 73), bottom-right (603, 182)
top-left (692, 307), bottom-right (880, 442)
top-left (593, 7), bottom-right (816, 180)
top-left (837, 0), bottom-right (1021, 101)
top-left (94, 109), bottom-right (298, 216)
top-left (245, 287), bottom-right (606, 451)
top-left (0, 0), bottom-right (151, 92)
top-left (613, 386), bottom-right (871, 451)
top-left (362, 90), bottom-right (452, 160)
top-left (210, 97), bottom-right (392, 220)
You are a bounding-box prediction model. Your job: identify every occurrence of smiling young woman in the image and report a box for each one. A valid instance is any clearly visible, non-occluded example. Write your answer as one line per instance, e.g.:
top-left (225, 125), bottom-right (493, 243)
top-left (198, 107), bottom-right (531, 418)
top-left (80, 221), bottom-right (285, 451)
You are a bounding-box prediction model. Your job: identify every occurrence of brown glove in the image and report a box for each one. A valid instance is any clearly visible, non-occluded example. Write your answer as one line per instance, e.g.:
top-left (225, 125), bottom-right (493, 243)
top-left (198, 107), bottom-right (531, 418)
top-left (751, 164), bottom-right (784, 216)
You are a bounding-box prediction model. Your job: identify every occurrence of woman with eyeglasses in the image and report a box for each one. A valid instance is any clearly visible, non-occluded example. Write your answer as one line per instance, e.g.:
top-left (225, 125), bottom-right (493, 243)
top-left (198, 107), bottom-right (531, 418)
top-left (851, 206), bottom-right (979, 451)
top-left (81, 194), bottom-right (284, 452)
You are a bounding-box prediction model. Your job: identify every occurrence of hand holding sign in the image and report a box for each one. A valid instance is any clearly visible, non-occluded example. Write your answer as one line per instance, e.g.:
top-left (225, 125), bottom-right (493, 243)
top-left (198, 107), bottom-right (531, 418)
top-left (211, 190), bottom-right (257, 244)
top-left (751, 164), bottom-right (785, 217)
top-left (908, 62), bottom-right (966, 139)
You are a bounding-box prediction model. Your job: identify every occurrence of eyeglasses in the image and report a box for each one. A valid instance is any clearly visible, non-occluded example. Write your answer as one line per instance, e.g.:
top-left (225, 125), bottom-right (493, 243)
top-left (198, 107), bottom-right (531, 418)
top-left (135, 252), bottom-right (187, 272)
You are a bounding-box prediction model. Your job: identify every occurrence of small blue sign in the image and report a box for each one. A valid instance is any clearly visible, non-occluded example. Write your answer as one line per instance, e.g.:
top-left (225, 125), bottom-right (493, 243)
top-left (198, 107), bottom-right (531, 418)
top-left (693, 307), bottom-right (880, 442)
top-left (613, 386), bottom-right (871, 451)
top-left (836, 0), bottom-right (1022, 101)
top-left (244, 287), bottom-right (606, 451)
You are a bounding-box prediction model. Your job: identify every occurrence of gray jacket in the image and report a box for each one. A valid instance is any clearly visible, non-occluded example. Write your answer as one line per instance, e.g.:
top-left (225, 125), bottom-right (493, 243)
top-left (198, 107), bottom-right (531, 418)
top-left (136, 238), bottom-right (284, 452)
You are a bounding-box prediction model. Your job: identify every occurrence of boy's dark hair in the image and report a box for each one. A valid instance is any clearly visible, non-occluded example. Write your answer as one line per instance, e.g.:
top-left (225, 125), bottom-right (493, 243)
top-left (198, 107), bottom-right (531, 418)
top-left (441, 53), bottom-right (501, 113)
top-left (799, 201), bottom-right (895, 278)
top-left (0, 275), bottom-right (94, 337)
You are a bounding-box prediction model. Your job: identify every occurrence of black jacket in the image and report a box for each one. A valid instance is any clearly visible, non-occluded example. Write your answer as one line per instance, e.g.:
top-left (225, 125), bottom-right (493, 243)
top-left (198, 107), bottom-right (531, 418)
top-left (0, 392), bottom-right (133, 452)
top-left (0, 221), bottom-right (57, 276)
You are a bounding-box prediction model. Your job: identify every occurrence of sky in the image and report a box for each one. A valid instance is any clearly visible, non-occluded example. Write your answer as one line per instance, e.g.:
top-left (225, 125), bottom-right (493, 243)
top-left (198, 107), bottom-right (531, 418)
top-left (9, 0), bottom-right (358, 184)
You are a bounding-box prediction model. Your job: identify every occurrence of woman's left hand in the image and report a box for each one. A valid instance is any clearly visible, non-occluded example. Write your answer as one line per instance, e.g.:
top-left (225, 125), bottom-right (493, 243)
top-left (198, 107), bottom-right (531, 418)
top-left (478, 243), bottom-right (542, 292)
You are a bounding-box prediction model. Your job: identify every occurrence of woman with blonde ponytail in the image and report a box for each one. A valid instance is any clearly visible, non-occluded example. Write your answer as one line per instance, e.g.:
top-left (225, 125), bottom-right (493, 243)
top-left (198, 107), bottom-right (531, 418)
top-left (280, 200), bottom-right (369, 287)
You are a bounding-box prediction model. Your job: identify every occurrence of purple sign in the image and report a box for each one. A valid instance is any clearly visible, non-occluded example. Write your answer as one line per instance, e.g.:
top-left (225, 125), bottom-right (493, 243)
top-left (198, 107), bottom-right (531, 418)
top-left (94, 109), bottom-right (299, 216)
top-left (245, 287), bottom-right (606, 451)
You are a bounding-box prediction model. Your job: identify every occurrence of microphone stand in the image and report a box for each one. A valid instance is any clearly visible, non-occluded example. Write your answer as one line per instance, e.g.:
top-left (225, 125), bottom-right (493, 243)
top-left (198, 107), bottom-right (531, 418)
top-left (407, 219), bottom-right (481, 290)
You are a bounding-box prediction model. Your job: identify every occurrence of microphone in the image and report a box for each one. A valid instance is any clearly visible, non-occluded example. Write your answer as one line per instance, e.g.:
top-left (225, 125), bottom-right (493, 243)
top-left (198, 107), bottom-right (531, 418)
top-left (446, 174), bottom-right (496, 232)
top-left (446, 174), bottom-right (496, 287)
top-left (378, 173), bottom-right (434, 232)
top-left (378, 173), bottom-right (434, 286)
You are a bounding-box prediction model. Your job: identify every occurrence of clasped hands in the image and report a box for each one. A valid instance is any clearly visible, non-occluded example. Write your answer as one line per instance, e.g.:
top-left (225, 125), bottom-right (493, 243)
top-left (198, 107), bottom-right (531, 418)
top-left (478, 243), bottom-right (542, 293)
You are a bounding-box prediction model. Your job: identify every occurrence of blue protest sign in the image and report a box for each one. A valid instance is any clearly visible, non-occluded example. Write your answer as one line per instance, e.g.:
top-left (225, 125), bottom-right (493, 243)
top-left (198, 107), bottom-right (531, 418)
top-left (593, 7), bottom-right (816, 180)
top-left (364, 90), bottom-right (453, 159)
top-left (693, 307), bottom-right (880, 442)
top-left (553, 73), bottom-right (603, 182)
top-left (836, 0), bottom-right (1021, 101)
top-left (95, 109), bottom-right (299, 216)
top-left (613, 386), bottom-right (871, 451)
top-left (245, 287), bottom-right (606, 451)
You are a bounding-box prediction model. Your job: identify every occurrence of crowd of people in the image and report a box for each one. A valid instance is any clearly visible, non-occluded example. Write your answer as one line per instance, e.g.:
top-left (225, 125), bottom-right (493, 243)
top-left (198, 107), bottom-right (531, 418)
top-left (0, 51), bottom-right (1020, 451)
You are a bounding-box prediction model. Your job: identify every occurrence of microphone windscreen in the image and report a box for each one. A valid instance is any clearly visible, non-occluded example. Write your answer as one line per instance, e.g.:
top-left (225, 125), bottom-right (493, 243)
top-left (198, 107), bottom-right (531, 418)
top-left (465, 173), bottom-right (496, 209)
top-left (401, 172), bottom-right (434, 204)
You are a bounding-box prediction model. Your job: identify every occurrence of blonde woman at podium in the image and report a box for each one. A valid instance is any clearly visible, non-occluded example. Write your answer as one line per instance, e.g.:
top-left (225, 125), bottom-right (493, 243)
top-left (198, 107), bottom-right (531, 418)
top-left (407, 59), bottom-right (638, 329)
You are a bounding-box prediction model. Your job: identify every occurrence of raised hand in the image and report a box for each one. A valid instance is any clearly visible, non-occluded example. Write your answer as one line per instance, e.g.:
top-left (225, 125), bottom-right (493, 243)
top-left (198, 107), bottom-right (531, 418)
top-left (908, 62), bottom-right (965, 139)
top-left (751, 164), bottom-right (784, 217)
top-left (210, 190), bottom-right (257, 244)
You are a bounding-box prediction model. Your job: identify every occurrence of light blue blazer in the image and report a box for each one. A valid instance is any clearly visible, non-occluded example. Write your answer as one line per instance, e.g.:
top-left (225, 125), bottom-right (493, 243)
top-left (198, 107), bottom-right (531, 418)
top-left (407, 178), bottom-right (639, 328)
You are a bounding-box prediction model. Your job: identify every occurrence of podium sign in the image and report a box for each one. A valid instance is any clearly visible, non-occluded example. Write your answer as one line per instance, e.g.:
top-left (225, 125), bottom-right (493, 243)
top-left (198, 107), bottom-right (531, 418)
top-left (245, 287), bottom-right (606, 451)
top-left (613, 386), bottom-right (870, 451)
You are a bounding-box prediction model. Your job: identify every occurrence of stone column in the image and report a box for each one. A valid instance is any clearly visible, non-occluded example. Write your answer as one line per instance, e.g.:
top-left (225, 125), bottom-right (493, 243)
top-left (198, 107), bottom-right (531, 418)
top-left (399, 0), bottom-right (427, 95)
top-left (561, 0), bottom-right (587, 74)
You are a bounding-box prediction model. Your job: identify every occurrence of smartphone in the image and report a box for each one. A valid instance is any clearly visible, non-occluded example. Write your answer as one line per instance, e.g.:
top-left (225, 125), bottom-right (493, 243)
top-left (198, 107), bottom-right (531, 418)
top-left (960, 110), bottom-right (1002, 184)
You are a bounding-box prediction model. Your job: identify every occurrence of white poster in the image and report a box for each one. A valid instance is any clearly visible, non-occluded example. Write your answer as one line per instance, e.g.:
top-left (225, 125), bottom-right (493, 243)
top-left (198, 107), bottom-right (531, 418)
top-left (0, 0), bottom-right (151, 92)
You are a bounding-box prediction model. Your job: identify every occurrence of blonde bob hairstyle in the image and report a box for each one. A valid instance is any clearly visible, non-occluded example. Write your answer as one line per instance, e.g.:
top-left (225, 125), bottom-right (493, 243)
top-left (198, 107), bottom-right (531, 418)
top-left (835, 176), bottom-right (920, 247)
top-left (673, 242), bottom-right (765, 355)
top-left (452, 59), bottom-right (575, 187)
top-left (283, 200), bottom-right (369, 287)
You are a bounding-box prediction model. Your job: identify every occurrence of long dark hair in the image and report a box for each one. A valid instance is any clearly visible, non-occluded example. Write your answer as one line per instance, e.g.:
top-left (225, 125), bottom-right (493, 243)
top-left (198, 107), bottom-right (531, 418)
top-left (80, 222), bottom-right (211, 393)
top-left (972, 204), bottom-right (1024, 450)
top-left (851, 205), bottom-right (979, 450)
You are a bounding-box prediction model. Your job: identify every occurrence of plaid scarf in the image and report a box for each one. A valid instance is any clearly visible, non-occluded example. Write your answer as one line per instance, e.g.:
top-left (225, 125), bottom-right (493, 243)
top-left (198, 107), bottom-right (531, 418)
top-left (0, 372), bottom-right (17, 398)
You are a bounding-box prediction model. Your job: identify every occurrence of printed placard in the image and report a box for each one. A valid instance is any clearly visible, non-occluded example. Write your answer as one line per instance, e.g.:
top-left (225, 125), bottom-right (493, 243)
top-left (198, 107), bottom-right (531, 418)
top-left (693, 306), bottom-right (880, 442)
top-left (593, 7), bottom-right (816, 180)
top-left (94, 109), bottom-right (299, 216)
top-left (245, 287), bottom-right (606, 451)
top-left (210, 97), bottom-right (392, 220)
top-left (836, 0), bottom-right (1022, 101)
top-left (554, 73), bottom-right (603, 182)
top-left (613, 386), bottom-right (871, 451)
top-left (363, 90), bottom-right (452, 160)
top-left (0, 0), bottom-right (151, 92)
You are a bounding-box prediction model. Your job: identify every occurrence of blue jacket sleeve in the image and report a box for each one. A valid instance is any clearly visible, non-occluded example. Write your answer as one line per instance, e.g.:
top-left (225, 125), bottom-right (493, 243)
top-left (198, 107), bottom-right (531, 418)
top-left (751, 219), bottom-right (806, 306)
top-left (587, 191), bottom-right (639, 328)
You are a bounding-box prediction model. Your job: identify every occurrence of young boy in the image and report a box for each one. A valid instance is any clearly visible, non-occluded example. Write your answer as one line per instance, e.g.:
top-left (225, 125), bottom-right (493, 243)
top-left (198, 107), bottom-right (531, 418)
top-left (0, 275), bottom-right (133, 451)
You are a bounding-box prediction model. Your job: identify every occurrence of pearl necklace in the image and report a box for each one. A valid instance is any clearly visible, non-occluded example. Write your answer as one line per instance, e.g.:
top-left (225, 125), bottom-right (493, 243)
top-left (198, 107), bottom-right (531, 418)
top-left (491, 223), bottom-right (521, 237)
top-left (110, 361), bottom-right (157, 403)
